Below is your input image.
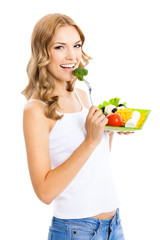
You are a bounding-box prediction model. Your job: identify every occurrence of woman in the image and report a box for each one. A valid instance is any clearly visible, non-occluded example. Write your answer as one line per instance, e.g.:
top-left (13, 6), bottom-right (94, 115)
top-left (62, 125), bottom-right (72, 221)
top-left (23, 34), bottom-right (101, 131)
top-left (22, 13), bottom-right (125, 239)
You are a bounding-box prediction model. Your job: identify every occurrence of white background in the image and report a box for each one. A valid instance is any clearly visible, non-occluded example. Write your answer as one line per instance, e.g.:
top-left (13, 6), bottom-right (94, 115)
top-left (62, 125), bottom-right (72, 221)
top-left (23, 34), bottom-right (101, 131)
top-left (0, 0), bottom-right (160, 239)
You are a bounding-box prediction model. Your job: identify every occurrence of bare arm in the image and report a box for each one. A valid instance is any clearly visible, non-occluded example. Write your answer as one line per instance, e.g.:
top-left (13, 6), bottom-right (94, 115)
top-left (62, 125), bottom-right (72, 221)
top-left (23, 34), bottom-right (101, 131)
top-left (23, 102), bottom-right (107, 205)
top-left (109, 132), bottom-right (114, 151)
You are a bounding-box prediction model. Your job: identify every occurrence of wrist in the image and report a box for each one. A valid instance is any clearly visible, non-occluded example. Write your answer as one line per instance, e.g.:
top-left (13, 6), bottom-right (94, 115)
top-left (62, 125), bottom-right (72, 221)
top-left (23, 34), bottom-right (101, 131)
top-left (84, 137), bottom-right (99, 149)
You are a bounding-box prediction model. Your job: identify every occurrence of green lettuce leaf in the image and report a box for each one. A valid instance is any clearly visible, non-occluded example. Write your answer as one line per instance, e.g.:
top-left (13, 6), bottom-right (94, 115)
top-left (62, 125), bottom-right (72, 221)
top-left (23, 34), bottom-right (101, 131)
top-left (98, 97), bottom-right (127, 111)
top-left (107, 97), bottom-right (121, 107)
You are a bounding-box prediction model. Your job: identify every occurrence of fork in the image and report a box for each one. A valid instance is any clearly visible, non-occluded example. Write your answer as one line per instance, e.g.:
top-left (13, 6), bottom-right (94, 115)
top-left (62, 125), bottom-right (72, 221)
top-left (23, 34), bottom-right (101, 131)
top-left (83, 79), bottom-right (93, 105)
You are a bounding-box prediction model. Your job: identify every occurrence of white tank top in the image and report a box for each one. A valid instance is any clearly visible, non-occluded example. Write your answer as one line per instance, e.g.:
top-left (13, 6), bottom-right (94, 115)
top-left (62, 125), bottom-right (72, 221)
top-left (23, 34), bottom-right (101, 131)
top-left (27, 90), bottom-right (119, 219)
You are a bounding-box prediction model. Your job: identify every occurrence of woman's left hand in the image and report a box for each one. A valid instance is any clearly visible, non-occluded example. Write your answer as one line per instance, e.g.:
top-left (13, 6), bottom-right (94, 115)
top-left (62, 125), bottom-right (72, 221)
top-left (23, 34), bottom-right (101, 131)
top-left (117, 132), bottom-right (134, 135)
top-left (107, 131), bottom-right (134, 135)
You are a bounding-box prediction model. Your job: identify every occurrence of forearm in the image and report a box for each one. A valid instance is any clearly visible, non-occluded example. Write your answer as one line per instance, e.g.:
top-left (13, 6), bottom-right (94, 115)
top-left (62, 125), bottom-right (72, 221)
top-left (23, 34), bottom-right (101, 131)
top-left (40, 139), bottom-right (97, 204)
top-left (109, 132), bottom-right (114, 151)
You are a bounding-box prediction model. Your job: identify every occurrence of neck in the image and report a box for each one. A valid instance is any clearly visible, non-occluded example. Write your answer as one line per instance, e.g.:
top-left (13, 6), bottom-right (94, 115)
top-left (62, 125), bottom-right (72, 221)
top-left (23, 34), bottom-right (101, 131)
top-left (53, 81), bottom-right (73, 97)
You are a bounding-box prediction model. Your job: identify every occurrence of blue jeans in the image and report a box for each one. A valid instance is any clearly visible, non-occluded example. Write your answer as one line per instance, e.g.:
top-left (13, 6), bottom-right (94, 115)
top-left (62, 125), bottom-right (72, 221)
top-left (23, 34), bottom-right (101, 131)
top-left (48, 208), bottom-right (125, 239)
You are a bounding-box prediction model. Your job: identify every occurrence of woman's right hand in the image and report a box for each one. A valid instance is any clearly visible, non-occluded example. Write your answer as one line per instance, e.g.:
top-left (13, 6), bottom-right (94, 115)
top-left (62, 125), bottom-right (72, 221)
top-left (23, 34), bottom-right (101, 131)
top-left (85, 106), bottom-right (108, 147)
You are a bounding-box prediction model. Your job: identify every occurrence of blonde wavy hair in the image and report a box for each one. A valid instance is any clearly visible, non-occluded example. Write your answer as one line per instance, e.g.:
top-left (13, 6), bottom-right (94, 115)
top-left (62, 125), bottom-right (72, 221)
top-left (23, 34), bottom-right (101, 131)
top-left (21, 13), bottom-right (92, 120)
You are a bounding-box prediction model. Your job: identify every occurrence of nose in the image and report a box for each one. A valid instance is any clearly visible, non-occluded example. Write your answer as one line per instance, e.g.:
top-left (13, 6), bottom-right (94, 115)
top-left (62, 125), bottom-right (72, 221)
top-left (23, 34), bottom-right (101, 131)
top-left (65, 47), bottom-right (76, 60)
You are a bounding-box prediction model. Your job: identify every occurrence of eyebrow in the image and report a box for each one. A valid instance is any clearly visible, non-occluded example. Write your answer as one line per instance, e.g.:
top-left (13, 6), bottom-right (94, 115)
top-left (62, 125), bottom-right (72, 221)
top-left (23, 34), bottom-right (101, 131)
top-left (53, 39), bottom-right (82, 46)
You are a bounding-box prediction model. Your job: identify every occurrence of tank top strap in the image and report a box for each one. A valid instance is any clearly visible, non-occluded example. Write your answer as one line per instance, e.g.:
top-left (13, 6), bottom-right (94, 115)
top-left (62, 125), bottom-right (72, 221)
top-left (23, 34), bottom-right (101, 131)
top-left (27, 99), bottom-right (47, 106)
top-left (74, 89), bottom-right (84, 108)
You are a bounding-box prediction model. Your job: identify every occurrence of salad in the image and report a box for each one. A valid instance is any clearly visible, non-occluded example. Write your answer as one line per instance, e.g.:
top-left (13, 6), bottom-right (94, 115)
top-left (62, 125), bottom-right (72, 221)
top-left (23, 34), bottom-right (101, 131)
top-left (71, 68), bottom-right (150, 131)
top-left (98, 98), bottom-right (150, 131)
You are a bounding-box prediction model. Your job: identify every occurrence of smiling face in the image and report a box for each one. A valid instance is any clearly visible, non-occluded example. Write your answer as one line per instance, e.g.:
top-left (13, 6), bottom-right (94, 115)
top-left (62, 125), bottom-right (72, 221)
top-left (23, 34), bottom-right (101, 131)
top-left (47, 25), bottom-right (82, 84)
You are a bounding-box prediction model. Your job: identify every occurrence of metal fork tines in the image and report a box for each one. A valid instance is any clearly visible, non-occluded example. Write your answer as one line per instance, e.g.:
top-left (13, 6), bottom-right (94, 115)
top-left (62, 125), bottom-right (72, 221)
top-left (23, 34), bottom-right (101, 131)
top-left (83, 79), bottom-right (93, 105)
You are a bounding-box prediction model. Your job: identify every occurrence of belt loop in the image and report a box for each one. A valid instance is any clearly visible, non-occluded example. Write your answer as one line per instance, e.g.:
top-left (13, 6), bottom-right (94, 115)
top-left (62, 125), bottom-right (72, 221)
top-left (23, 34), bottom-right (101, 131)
top-left (110, 217), bottom-right (114, 229)
top-left (94, 219), bottom-right (101, 235)
top-left (98, 219), bottom-right (101, 229)
top-left (116, 208), bottom-right (120, 225)
top-left (52, 216), bottom-right (55, 225)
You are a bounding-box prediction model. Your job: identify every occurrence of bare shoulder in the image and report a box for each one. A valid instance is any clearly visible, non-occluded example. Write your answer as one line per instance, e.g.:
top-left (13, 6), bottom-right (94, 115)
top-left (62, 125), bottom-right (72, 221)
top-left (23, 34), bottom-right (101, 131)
top-left (23, 101), bottom-right (49, 131)
top-left (23, 101), bottom-right (56, 133)
top-left (23, 100), bottom-right (44, 113)
top-left (23, 102), bottom-right (50, 139)
top-left (75, 88), bottom-right (90, 109)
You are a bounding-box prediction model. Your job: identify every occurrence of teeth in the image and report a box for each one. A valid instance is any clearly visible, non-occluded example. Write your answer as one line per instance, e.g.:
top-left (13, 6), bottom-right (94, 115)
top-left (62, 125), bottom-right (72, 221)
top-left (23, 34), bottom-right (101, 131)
top-left (60, 63), bottom-right (75, 68)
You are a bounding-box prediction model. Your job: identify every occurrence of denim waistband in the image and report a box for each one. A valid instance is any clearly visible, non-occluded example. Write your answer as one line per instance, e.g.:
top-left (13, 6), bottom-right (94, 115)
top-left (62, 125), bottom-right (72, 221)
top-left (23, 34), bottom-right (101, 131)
top-left (52, 208), bottom-right (120, 230)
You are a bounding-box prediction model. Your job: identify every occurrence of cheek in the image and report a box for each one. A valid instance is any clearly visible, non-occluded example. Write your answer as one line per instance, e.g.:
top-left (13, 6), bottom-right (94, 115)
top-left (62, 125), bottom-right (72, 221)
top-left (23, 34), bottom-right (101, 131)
top-left (47, 61), bottom-right (58, 77)
top-left (49, 49), bottom-right (63, 65)
top-left (77, 51), bottom-right (82, 62)
top-left (47, 54), bottom-right (61, 73)
top-left (47, 62), bottom-right (53, 74)
top-left (79, 49), bottom-right (82, 57)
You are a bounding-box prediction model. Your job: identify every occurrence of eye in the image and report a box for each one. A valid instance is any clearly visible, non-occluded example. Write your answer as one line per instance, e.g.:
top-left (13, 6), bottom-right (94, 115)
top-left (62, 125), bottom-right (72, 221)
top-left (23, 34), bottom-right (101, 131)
top-left (54, 46), bottom-right (64, 50)
top-left (74, 44), bottom-right (82, 48)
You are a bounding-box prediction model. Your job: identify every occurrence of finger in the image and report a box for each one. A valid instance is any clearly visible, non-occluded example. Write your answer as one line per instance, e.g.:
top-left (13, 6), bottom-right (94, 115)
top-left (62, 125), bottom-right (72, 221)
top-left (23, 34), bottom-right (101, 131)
top-left (117, 132), bottom-right (125, 135)
top-left (99, 117), bottom-right (108, 127)
top-left (95, 114), bottom-right (106, 125)
top-left (117, 131), bottom-right (134, 135)
top-left (92, 110), bottom-right (104, 121)
top-left (87, 106), bottom-right (99, 120)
